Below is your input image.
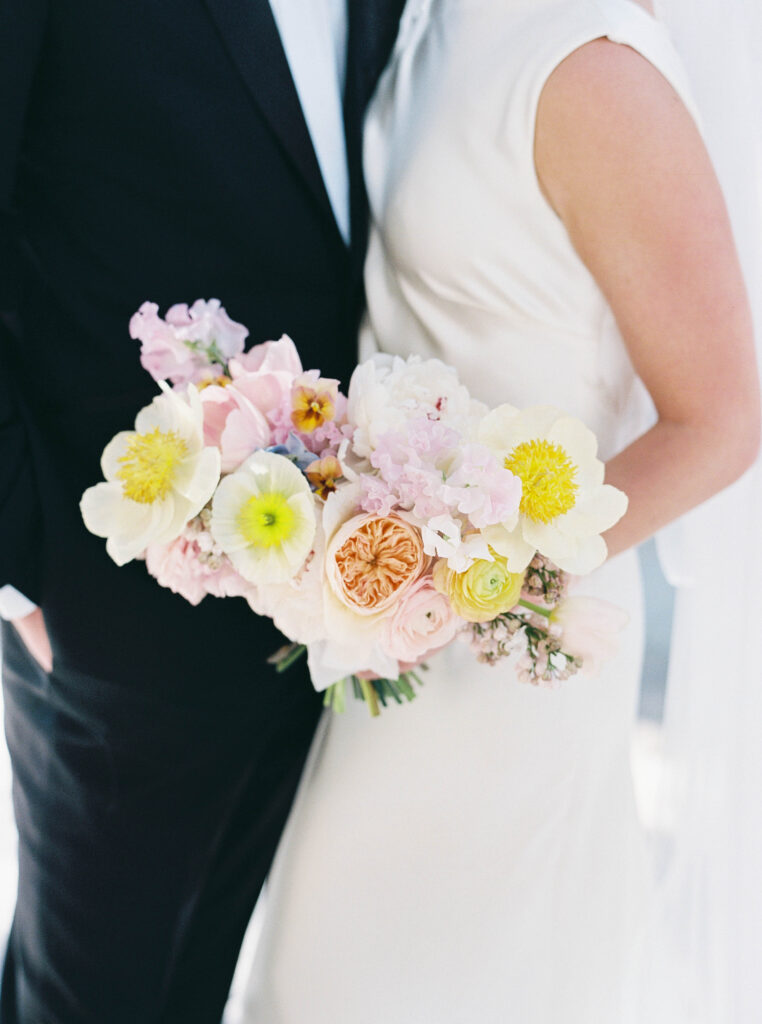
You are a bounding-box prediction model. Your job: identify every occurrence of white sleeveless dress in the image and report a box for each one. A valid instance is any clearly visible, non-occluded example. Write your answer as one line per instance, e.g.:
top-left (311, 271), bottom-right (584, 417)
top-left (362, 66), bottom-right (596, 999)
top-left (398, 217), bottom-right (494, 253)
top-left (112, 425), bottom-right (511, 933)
top-left (240, 3), bottom-right (698, 1021)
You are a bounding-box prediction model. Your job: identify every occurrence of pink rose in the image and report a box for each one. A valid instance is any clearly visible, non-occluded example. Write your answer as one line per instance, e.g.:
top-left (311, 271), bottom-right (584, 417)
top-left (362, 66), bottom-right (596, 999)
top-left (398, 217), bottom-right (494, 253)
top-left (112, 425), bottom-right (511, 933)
top-left (381, 576), bottom-right (460, 663)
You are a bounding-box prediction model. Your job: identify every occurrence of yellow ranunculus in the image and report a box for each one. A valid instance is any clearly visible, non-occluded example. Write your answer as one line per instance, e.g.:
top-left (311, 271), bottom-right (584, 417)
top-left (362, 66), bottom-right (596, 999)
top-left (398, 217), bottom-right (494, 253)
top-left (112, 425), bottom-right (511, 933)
top-left (433, 552), bottom-right (523, 623)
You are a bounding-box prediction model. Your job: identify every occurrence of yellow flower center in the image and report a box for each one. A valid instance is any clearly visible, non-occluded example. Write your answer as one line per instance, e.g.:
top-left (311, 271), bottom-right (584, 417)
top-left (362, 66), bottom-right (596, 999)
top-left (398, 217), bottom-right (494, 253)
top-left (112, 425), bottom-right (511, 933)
top-left (237, 492), bottom-right (297, 548)
top-left (197, 375), bottom-right (232, 390)
top-left (117, 428), bottom-right (188, 504)
top-left (505, 439), bottom-right (578, 523)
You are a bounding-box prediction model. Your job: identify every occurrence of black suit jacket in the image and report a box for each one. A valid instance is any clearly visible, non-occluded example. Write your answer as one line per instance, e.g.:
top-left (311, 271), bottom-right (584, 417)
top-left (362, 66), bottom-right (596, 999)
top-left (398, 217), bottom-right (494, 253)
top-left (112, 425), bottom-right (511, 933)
top-left (0, 0), bottom-right (405, 698)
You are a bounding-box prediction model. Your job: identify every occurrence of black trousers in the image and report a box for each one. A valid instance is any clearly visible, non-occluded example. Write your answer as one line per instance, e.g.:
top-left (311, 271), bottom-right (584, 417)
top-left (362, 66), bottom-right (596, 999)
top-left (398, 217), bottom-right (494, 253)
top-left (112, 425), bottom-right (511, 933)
top-left (0, 623), bottom-right (322, 1023)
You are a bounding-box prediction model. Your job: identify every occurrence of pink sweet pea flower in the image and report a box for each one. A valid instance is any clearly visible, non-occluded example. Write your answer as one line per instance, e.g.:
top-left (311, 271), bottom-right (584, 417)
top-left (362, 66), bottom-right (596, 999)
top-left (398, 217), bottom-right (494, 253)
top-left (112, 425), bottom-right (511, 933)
top-left (131, 299), bottom-right (248, 386)
top-left (166, 298), bottom-right (248, 362)
top-left (130, 301), bottom-right (198, 384)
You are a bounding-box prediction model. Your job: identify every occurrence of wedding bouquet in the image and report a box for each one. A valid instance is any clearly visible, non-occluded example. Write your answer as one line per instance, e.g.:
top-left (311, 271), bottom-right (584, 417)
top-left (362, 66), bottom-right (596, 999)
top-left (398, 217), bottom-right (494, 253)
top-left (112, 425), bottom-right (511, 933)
top-left (81, 299), bottom-right (629, 715)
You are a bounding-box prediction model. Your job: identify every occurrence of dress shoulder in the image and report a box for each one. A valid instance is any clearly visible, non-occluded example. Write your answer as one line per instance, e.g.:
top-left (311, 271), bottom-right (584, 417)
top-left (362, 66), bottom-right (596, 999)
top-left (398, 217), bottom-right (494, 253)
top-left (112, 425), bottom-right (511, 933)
top-left (500, 0), bottom-right (701, 173)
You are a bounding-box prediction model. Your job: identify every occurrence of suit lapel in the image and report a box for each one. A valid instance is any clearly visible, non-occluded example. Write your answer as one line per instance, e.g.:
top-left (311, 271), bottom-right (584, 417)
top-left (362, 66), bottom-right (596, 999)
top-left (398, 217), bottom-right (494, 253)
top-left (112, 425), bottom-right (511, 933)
top-left (202, 0), bottom-right (338, 237)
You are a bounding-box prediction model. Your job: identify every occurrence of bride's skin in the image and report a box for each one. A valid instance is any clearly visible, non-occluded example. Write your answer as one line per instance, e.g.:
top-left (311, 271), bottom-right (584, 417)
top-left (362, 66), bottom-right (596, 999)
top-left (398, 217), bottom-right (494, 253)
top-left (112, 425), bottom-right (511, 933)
top-left (535, 34), bottom-right (760, 560)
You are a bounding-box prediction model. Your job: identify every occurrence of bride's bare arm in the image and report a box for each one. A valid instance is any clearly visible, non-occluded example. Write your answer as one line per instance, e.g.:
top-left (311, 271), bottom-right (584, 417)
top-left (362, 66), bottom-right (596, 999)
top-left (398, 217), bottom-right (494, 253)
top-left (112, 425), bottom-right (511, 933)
top-left (534, 37), bottom-right (760, 558)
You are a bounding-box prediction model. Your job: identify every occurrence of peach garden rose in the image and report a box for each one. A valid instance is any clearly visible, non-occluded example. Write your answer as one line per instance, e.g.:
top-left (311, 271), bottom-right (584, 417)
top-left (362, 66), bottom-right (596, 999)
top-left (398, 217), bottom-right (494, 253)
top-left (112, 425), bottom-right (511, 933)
top-left (325, 512), bottom-right (426, 616)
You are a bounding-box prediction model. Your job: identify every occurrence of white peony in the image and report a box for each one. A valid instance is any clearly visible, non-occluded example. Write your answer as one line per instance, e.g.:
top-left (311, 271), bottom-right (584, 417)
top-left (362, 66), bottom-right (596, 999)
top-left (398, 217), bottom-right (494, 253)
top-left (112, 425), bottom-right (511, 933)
top-left (347, 354), bottom-right (486, 459)
top-left (479, 405), bottom-right (628, 574)
top-left (81, 384), bottom-right (221, 565)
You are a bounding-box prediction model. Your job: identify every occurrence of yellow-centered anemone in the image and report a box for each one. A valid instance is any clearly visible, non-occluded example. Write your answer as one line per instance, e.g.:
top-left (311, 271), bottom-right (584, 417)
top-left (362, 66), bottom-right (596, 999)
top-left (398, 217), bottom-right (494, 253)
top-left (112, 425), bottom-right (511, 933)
top-left (504, 439), bottom-right (578, 523)
top-left (116, 428), bottom-right (189, 504)
top-left (237, 492), bottom-right (297, 548)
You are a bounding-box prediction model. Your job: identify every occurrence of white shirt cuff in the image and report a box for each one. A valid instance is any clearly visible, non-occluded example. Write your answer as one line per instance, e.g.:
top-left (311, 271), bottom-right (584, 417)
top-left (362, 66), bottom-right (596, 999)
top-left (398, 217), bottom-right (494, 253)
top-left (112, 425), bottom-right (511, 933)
top-left (0, 585), bottom-right (38, 621)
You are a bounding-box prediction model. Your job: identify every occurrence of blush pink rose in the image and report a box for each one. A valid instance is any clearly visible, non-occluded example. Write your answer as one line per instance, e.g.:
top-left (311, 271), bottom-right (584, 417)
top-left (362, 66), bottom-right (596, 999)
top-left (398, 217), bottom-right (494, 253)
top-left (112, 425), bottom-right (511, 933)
top-left (380, 576), bottom-right (460, 663)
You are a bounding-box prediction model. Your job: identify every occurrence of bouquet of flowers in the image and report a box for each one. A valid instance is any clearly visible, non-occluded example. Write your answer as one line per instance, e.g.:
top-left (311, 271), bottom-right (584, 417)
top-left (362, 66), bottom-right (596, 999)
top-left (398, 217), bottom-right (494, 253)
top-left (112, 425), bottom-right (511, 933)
top-left (81, 299), bottom-right (629, 715)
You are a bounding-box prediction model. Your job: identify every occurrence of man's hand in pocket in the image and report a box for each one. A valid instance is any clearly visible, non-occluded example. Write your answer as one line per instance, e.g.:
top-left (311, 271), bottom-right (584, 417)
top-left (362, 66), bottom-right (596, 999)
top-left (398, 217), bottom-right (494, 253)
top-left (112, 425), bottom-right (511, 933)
top-left (13, 607), bottom-right (53, 673)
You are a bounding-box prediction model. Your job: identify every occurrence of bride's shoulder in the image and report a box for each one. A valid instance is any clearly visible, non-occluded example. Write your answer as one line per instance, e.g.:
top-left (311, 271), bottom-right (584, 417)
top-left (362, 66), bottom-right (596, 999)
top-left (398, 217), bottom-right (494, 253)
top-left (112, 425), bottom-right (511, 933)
top-left (534, 35), bottom-right (700, 218)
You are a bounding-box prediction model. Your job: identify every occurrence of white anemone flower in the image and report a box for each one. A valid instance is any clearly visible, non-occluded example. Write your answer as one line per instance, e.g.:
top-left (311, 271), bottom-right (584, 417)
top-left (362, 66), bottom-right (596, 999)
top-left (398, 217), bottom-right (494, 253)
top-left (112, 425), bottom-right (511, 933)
top-left (478, 405), bottom-right (628, 574)
top-left (80, 383), bottom-right (221, 565)
top-left (210, 450), bottom-right (316, 584)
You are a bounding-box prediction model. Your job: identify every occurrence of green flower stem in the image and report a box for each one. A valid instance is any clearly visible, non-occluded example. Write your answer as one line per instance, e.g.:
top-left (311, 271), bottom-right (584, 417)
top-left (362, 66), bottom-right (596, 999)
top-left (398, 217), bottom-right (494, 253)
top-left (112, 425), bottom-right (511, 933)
top-left (518, 598), bottom-right (553, 619)
top-left (397, 675), bottom-right (417, 702)
top-left (274, 643), bottom-right (307, 673)
top-left (358, 677), bottom-right (381, 718)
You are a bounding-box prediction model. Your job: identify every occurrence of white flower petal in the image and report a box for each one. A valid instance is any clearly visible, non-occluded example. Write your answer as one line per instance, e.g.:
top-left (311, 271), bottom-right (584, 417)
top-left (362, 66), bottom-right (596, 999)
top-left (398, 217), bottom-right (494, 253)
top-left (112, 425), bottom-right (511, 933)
top-left (552, 534), bottom-right (609, 575)
top-left (547, 416), bottom-right (598, 467)
top-left (135, 387), bottom-right (200, 449)
top-left (103, 502), bottom-right (165, 565)
top-left (481, 404), bottom-right (563, 453)
top-left (560, 484), bottom-right (628, 538)
top-left (574, 457), bottom-right (605, 493)
top-left (480, 523), bottom-right (536, 572)
top-left (151, 494), bottom-right (194, 548)
top-left (173, 447), bottom-right (221, 506)
top-left (322, 482), bottom-right (363, 543)
top-left (100, 432), bottom-right (134, 482)
top-left (521, 517), bottom-right (577, 563)
top-left (80, 482), bottom-right (129, 538)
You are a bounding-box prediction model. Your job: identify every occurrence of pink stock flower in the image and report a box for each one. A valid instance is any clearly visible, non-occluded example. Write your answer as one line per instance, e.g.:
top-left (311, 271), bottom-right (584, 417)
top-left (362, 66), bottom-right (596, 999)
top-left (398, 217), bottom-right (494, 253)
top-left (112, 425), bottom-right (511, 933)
top-left (380, 576), bottom-right (460, 663)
